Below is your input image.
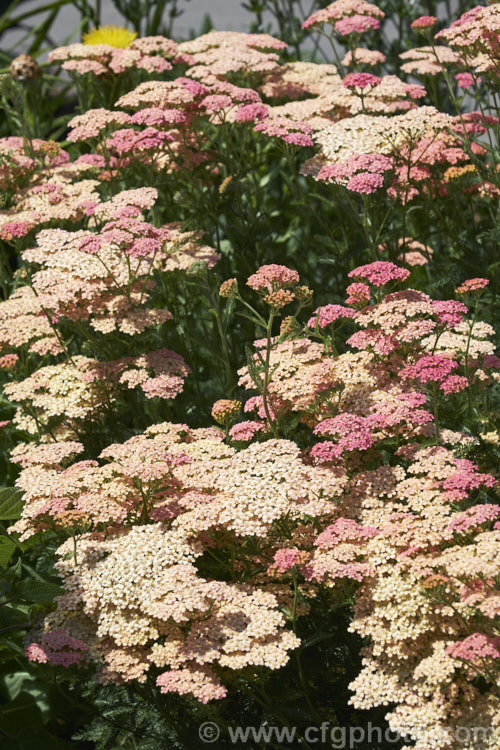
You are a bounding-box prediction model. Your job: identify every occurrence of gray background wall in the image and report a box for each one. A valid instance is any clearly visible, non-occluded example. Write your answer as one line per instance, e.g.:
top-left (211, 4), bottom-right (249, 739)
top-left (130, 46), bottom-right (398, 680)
top-left (2, 0), bottom-right (260, 57)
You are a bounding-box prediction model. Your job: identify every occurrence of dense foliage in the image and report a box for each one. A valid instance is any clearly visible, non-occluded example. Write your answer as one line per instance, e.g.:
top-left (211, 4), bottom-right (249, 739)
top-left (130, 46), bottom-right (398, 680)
top-left (0, 1), bottom-right (499, 748)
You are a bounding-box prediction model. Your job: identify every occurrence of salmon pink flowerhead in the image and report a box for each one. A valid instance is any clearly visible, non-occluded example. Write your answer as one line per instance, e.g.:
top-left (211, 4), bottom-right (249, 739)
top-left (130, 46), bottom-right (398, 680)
top-left (0, 220), bottom-right (35, 241)
top-left (307, 304), bottom-right (355, 329)
top-left (440, 375), bottom-right (469, 395)
top-left (247, 264), bottom-right (300, 292)
top-left (235, 103), bottom-right (268, 122)
top-left (345, 282), bottom-right (371, 306)
top-left (346, 172), bottom-right (384, 193)
top-left (211, 399), bottom-right (242, 424)
top-left (411, 16), bottom-right (437, 29)
top-left (432, 300), bottom-right (468, 327)
top-left (315, 518), bottom-right (378, 548)
top-left (254, 116), bottom-right (313, 147)
top-left (229, 420), bottom-right (265, 442)
top-left (273, 548), bottom-right (303, 572)
top-left (455, 73), bottom-right (479, 90)
top-left (219, 278), bottom-right (238, 298)
top-left (447, 634), bottom-right (500, 665)
top-left (335, 15), bottom-right (381, 35)
top-left (455, 278), bottom-right (489, 295)
top-left (302, 1), bottom-right (384, 32)
top-left (0, 353), bottom-right (19, 369)
top-left (400, 354), bottom-right (458, 384)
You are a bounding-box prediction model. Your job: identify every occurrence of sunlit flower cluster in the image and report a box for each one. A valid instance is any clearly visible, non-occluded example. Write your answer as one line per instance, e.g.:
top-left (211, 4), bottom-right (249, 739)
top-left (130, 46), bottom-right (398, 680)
top-left (0, 6), bottom-right (499, 745)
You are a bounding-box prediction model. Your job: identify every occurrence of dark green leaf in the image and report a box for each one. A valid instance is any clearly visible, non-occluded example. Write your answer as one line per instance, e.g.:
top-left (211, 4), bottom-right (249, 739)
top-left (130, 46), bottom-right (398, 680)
top-left (0, 488), bottom-right (23, 520)
top-left (0, 538), bottom-right (15, 569)
top-left (15, 579), bottom-right (63, 604)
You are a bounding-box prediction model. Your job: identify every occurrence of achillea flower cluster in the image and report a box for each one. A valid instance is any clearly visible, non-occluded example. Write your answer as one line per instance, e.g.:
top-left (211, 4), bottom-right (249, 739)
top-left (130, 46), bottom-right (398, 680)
top-left (49, 35), bottom-right (179, 77)
top-left (25, 630), bottom-right (87, 667)
top-left (342, 72), bottom-right (381, 89)
top-left (12, 244), bottom-right (497, 733)
top-left (1, 10), bottom-right (499, 741)
top-left (219, 278), bottom-right (238, 298)
top-left (0, 179), bottom-right (101, 239)
top-left (302, 0), bottom-right (384, 34)
top-left (67, 109), bottom-right (131, 141)
top-left (399, 45), bottom-right (463, 76)
top-left (0, 137), bottom-right (69, 192)
top-left (348, 261), bottom-right (410, 286)
top-left (247, 264), bottom-right (300, 293)
top-left (447, 633), bottom-right (500, 665)
top-left (307, 304), bottom-right (355, 329)
top-left (260, 61), bottom-right (341, 99)
top-left (253, 116), bottom-right (314, 147)
top-left (456, 277), bottom-right (489, 295)
top-left (411, 15), bottom-right (438, 30)
top-left (4, 357), bottom-right (110, 436)
top-left (229, 420), bottom-right (265, 442)
top-left (308, 107), bottom-right (453, 187)
top-left (400, 354), bottom-right (458, 384)
top-left (317, 153), bottom-right (393, 193)
top-left (342, 48), bottom-right (386, 67)
top-left (21, 426), bottom-right (353, 695)
top-left (177, 31), bottom-right (286, 82)
top-left (436, 4), bottom-right (500, 74)
top-left (391, 237), bottom-right (434, 266)
top-left (211, 399), bottom-right (242, 424)
top-left (0, 187), bottom-right (218, 361)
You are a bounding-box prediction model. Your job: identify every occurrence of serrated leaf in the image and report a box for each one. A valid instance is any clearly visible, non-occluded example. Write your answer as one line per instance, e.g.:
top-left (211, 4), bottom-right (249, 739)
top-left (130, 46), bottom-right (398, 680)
top-left (0, 488), bottom-right (24, 520)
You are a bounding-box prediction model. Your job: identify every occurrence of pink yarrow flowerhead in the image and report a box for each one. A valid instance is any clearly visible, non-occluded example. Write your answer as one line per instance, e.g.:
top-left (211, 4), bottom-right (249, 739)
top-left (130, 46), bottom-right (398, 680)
top-left (253, 116), bottom-right (313, 147)
top-left (342, 72), bottom-right (381, 89)
top-left (317, 154), bottom-right (394, 183)
top-left (335, 15), bottom-right (380, 35)
top-left (455, 72), bottom-right (479, 90)
top-left (301, 1), bottom-right (384, 31)
top-left (440, 375), bottom-right (469, 394)
top-left (309, 441), bottom-right (344, 463)
top-left (411, 15), bottom-right (438, 29)
top-left (0, 220), bottom-right (35, 241)
top-left (229, 420), bottom-right (265, 442)
top-left (400, 354), bottom-right (458, 384)
top-left (348, 261), bottom-right (410, 287)
top-left (315, 518), bottom-right (379, 548)
top-left (431, 300), bottom-right (468, 327)
top-left (346, 172), bottom-right (384, 193)
top-left (307, 304), bottom-right (355, 329)
top-left (26, 629), bottom-right (87, 667)
top-left (247, 264), bottom-right (300, 292)
top-left (447, 634), bottom-right (500, 665)
top-left (345, 282), bottom-right (371, 306)
top-left (449, 504), bottom-right (500, 534)
top-left (273, 548), bottom-right (303, 572)
top-left (235, 103), bottom-right (269, 122)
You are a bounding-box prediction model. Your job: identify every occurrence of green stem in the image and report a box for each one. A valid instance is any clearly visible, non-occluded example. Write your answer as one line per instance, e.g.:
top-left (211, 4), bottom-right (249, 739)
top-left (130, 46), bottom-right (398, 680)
top-left (432, 382), bottom-right (440, 442)
top-left (262, 311), bottom-right (280, 438)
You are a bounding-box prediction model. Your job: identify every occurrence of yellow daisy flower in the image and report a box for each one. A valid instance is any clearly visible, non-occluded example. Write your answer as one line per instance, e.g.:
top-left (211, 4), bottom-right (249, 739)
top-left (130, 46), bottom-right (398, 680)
top-left (82, 25), bottom-right (138, 48)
